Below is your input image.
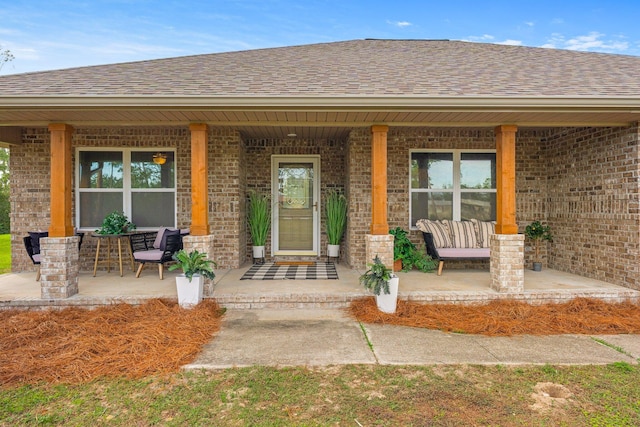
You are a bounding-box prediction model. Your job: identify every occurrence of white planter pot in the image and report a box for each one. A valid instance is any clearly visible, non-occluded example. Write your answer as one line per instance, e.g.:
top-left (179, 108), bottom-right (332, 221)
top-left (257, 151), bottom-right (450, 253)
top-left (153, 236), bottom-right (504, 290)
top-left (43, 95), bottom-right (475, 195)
top-left (327, 244), bottom-right (340, 258)
top-left (375, 275), bottom-right (399, 314)
top-left (252, 245), bottom-right (265, 259)
top-left (176, 274), bottom-right (204, 308)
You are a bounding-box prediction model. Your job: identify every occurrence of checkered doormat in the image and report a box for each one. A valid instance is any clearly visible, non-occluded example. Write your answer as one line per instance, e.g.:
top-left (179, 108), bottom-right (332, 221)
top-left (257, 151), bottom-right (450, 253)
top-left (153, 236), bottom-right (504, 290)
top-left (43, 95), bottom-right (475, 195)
top-left (240, 262), bottom-right (338, 280)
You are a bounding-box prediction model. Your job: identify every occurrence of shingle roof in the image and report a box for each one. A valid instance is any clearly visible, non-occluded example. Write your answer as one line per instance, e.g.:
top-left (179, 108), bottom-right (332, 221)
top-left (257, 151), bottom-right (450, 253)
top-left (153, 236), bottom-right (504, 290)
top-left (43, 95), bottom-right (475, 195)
top-left (1, 39), bottom-right (639, 98)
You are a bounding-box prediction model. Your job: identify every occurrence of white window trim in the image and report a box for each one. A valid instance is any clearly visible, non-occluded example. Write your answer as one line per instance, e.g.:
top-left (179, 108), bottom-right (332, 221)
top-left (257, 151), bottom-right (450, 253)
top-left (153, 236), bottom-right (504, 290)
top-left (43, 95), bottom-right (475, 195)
top-left (75, 147), bottom-right (177, 231)
top-left (409, 149), bottom-right (496, 229)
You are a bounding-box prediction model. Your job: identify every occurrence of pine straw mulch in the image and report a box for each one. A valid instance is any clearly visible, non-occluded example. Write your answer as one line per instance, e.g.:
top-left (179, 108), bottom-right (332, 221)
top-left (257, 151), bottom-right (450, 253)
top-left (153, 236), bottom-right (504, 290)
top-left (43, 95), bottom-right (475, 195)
top-left (349, 297), bottom-right (640, 337)
top-left (0, 299), bottom-right (224, 388)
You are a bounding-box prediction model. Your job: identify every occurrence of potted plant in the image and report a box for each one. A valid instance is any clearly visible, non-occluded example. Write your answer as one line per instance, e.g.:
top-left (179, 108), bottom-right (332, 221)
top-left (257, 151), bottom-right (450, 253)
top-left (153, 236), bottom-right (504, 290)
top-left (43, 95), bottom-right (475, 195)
top-left (168, 249), bottom-right (217, 308)
top-left (247, 190), bottom-right (271, 262)
top-left (525, 220), bottom-right (553, 271)
top-left (324, 189), bottom-right (347, 258)
top-left (389, 227), bottom-right (437, 272)
top-left (95, 211), bottom-right (136, 235)
top-left (359, 255), bottom-right (399, 313)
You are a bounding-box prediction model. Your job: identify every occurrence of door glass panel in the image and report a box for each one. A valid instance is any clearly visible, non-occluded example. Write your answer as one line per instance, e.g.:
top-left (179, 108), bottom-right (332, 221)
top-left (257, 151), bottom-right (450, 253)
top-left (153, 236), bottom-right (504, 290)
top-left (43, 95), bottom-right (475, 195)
top-left (277, 162), bottom-right (314, 251)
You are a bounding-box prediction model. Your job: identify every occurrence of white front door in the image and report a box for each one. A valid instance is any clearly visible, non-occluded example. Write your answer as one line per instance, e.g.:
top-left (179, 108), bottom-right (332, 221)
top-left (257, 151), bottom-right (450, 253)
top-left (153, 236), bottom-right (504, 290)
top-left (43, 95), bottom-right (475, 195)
top-left (272, 155), bottom-right (320, 256)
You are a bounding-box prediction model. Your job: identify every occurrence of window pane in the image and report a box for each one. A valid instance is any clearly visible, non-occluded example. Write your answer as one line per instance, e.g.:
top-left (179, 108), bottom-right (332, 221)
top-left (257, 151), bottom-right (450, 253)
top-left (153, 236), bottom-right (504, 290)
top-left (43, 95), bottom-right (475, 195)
top-left (131, 151), bottom-right (175, 189)
top-left (411, 192), bottom-right (453, 225)
top-left (79, 192), bottom-right (123, 228)
top-left (132, 192), bottom-right (175, 227)
top-left (461, 192), bottom-right (496, 221)
top-left (78, 151), bottom-right (123, 188)
top-left (460, 153), bottom-right (496, 189)
top-left (411, 153), bottom-right (453, 189)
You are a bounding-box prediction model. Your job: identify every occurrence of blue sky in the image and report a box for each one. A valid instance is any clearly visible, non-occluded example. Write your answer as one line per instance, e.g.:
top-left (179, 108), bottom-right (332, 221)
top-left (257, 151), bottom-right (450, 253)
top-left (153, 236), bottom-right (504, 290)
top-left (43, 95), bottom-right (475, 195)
top-left (1, 0), bottom-right (639, 75)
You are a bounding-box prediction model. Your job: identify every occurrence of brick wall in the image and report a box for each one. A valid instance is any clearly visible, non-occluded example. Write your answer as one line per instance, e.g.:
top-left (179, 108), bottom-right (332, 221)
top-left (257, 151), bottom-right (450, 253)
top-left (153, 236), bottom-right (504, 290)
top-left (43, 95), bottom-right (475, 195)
top-left (545, 125), bottom-right (640, 290)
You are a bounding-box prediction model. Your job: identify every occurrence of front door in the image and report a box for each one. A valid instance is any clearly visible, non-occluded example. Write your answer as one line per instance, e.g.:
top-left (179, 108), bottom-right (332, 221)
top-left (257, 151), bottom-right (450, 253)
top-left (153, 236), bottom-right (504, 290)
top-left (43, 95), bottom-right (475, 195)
top-left (272, 156), bottom-right (320, 256)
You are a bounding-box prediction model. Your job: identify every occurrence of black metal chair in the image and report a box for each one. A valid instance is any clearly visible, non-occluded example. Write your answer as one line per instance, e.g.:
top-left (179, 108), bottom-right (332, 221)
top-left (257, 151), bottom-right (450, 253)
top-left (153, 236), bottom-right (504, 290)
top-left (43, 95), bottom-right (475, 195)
top-left (130, 229), bottom-right (182, 279)
top-left (23, 231), bottom-right (84, 280)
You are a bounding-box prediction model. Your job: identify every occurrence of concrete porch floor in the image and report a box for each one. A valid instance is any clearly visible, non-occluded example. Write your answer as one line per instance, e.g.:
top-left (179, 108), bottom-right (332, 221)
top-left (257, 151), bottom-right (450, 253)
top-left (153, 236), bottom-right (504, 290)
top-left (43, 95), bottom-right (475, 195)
top-left (1, 263), bottom-right (638, 310)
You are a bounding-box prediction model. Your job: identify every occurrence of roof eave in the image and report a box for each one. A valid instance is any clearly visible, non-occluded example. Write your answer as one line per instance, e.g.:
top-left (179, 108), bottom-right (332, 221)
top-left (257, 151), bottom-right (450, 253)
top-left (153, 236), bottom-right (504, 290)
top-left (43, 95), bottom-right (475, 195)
top-left (2, 95), bottom-right (640, 111)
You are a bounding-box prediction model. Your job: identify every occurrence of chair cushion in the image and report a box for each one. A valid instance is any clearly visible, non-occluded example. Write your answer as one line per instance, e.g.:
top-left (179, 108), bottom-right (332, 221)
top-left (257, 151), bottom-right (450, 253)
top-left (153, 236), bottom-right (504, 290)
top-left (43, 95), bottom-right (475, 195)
top-left (159, 229), bottom-right (181, 251)
top-left (134, 249), bottom-right (164, 262)
top-left (29, 231), bottom-right (49, 254)
top-left (445, 220), bottom-right (478, 249)
top-left (415, 219), bottom-right (453, 248)
top-left (153, 227), bottom-right (167, 249)
top-left (471, 219), bottom-right (496, 248)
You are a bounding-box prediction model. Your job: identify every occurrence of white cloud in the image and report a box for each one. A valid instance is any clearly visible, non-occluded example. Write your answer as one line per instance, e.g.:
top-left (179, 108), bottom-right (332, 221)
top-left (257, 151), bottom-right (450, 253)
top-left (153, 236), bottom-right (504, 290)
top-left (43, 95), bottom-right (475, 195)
top-left (544, 32), bottom-right (629, 52)
top-left (525, 22), bottom-right (534, 27)
top-left (466, 34), bottom-right (495, 42)
top-left (497, 39), bottom-right (523, 46)
top-left (387, 20), bottom-right (412, 28)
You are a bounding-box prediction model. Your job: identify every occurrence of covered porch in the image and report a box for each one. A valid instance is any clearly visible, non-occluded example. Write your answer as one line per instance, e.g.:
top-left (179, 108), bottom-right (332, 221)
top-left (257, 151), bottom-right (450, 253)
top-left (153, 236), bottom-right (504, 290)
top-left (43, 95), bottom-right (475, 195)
top-left (1, 266), bottom-right (637, 311)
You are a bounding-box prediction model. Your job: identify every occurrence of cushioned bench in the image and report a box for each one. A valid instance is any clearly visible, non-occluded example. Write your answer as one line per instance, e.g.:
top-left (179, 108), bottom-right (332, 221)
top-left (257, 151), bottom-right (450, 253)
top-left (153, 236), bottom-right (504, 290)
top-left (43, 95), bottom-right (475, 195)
top-left (416, 219), bottom-right (494, 276)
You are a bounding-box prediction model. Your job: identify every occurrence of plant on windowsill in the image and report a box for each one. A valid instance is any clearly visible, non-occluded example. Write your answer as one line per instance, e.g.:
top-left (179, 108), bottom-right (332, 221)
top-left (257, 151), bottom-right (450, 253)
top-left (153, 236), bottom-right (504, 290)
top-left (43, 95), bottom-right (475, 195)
top-left (325, 189), bottom-right (347, 259)
top-left (247, 190), bottom-right (271, 262)
top-left (524, 220), bottom-right (553, 271)
top-left (169, 249), bottom-right (217, 308)
top-left (95, 211), bottom-right (136, 235)
top-left (389, 227), bottom-right (437, 273)
top-left (359, 255), bottom-right (399, 313)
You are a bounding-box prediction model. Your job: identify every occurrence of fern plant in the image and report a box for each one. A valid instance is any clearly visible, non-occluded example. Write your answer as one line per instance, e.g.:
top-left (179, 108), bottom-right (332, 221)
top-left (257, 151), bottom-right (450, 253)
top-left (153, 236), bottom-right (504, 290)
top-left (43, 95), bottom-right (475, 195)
top-left (169, 250), bottom-right (217, 282)
top-left (359, 255), bottom-right (393, 295)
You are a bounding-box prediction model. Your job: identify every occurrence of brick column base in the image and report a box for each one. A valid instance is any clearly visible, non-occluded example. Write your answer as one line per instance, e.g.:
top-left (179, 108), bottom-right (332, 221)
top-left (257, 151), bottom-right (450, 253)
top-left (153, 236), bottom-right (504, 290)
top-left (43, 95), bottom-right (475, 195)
top-left (40, 236), bottom-right (80, 299)
top-left (182, 234), bottom-right (217, 297)
top-left (365, 234), bottom-right (394, 270)
top-left (490, 234), bottom-right (525, 293)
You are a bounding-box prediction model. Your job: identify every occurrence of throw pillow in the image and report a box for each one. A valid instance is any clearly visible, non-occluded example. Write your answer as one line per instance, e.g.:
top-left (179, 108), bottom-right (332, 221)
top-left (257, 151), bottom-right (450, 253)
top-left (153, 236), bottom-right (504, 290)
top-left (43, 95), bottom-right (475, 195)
top-left (159, 229), bottom-right (181, 251)
top-left (415, 219), bottom-right (453, 248)
top-left (29, 231), bottom-right (49, 254)
top-left (445, 220), bottom-right (478, 249)
top-left (153, 227), bottom-right (167, 249)
top-left (471, 219), bottom-right (496, 248)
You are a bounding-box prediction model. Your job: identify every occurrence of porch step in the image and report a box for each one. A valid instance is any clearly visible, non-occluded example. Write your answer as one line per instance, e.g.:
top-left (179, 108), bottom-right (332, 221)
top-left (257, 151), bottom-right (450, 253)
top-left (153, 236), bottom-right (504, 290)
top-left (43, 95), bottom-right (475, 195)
top-left (211, 288), bottom-right (640, 310)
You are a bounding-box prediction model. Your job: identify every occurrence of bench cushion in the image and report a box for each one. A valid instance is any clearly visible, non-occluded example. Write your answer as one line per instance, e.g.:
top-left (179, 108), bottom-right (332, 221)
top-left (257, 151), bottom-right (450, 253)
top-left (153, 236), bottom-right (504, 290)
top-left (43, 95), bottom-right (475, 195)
top-left (438, 248), bottom-right (490, 259)
top-left (416, 219), bottom-right (453, 248)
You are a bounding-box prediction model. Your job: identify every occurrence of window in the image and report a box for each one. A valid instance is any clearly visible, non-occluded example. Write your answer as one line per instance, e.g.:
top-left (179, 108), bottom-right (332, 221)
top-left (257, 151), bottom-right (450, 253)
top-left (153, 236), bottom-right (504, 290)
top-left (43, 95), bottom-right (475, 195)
top-left (410, 150), bottom-right (496, 227)
top-left (76, 149), bottom-right (176, 230)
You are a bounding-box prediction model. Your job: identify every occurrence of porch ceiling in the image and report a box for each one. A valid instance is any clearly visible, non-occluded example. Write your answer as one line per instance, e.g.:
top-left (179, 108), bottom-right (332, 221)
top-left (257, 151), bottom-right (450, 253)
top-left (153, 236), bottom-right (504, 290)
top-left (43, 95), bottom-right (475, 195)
top-left (1, 100), bottom-right (639, 140)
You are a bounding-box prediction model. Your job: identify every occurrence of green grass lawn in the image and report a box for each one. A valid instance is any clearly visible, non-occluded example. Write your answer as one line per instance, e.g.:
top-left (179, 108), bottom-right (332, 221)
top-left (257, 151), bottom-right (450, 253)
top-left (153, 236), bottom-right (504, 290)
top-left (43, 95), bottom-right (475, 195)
top-left (0, 234), bottom-right (10, 274)
top-left (1, 364), bottom-right (639, 426)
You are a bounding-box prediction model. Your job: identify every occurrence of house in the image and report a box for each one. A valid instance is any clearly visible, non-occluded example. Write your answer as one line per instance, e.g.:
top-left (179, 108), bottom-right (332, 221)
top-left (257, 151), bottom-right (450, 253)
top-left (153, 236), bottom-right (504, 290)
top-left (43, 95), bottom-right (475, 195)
top-left (0, 39), bottom-right (638, 299)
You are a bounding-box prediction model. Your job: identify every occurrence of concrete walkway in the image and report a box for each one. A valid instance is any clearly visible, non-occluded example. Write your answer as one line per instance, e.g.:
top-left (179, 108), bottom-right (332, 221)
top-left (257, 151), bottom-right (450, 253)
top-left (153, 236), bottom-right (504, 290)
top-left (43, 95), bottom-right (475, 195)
top-left (184, 308), bottom-right (640, 370)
